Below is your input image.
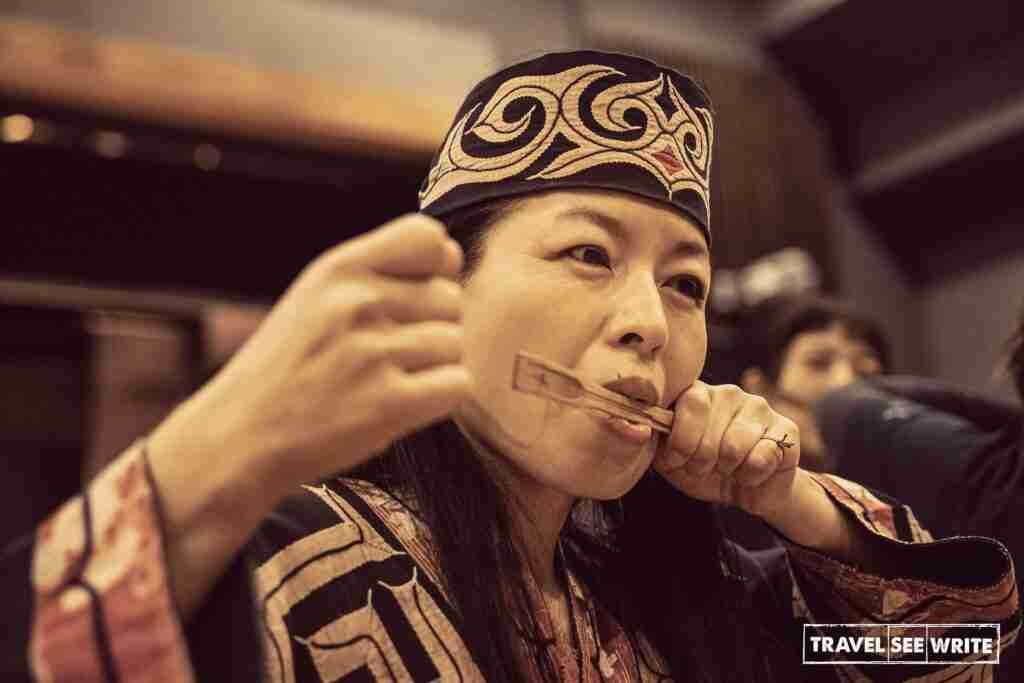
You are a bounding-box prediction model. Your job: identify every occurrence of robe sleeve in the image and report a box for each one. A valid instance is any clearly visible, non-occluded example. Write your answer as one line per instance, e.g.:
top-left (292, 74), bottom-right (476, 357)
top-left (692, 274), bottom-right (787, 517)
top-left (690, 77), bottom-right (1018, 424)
top-left (16, 441), bottom-right (196, 682)
top-left (7, 441), bottom-right (267, 683)
top-left (773, 471), bottom-right (1020, 682)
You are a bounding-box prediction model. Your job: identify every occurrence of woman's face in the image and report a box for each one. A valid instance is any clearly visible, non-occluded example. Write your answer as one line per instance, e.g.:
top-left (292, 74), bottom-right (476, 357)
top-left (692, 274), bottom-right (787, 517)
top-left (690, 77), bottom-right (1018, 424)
top-left (776, 323), bottom-right (882, 406)
top-left (457, 190), bottom-right (710, 500)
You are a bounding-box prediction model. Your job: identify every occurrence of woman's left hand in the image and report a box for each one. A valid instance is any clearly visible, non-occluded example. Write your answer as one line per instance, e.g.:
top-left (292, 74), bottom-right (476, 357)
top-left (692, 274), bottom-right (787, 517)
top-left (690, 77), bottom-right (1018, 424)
top-left (653, 381), bottom-right (801, 520)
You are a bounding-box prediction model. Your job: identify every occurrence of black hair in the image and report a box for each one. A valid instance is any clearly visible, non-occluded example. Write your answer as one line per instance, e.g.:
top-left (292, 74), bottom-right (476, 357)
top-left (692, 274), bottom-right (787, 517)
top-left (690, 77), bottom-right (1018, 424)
top-left (741, 294), bottom-right (890, 383)
top-left (351, 199), bottom-right (779, 682)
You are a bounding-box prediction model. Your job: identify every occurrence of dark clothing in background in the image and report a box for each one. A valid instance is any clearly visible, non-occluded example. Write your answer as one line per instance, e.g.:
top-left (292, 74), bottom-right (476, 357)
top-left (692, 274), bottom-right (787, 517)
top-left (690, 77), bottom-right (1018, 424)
top-left (818, 375), bottom-right (1024, 680)
top-left (818, 376), bottom-right (1024, 546)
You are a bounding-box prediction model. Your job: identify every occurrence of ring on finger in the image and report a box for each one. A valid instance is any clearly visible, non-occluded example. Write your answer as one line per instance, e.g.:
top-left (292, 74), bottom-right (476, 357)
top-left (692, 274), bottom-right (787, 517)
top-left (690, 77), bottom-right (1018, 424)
top-left (758, 425), bottom-right (795, 460)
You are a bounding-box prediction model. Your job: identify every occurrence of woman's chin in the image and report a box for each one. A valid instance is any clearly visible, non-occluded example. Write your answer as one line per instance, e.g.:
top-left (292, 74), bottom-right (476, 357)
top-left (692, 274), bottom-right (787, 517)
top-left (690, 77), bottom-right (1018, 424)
top-left (556, 419), bottom-right (656, 493)
top-left (522, 440), bottom-right (652, 501)
top-left (472, 408), bottom-right (656, 498)
top-left (570, 463), bottom-right (650, 501)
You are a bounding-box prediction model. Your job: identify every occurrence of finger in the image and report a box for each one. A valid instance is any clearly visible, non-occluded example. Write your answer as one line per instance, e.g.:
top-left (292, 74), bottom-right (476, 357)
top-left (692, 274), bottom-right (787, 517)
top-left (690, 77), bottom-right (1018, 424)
top-left (734, 423), bottom-right (800, 488)
top-left (657, 381), bottom-right (711, 471)
top-left (714, 395), bottom-right (774, 476)
top-left (330, 214), bottom-right (464, 279)
top-left (714, 419), bottom-right (768, 478)
top-left (345, 276), bottom-right (463, 324)
top-left (684, 386), bottom-right (743, 477)
top-left (439, 238), bottom-right (464, 279)
top-left (733, 439), bottom-right (787, 488)
top-left (389, 364), bottom-right (473, 432)
top-left (373, 322), bottom-right (463, 371)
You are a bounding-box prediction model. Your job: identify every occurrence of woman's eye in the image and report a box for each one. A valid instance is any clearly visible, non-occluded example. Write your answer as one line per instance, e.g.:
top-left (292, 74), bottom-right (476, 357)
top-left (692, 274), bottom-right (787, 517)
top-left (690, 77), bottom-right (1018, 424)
top-left (855, 357), bottom-right (883, 377)
top-left (567, 245), bottom-right (611, 268)
top-left (663, 275), bottom-right (706, 302)
top-left (805, 354), bottom-right (834, 372)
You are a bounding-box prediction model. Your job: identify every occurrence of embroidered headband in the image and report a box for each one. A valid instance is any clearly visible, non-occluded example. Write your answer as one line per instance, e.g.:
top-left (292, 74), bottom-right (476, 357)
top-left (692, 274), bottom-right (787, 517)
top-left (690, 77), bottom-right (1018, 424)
top-left (418, 50), bottom-right (715, 243)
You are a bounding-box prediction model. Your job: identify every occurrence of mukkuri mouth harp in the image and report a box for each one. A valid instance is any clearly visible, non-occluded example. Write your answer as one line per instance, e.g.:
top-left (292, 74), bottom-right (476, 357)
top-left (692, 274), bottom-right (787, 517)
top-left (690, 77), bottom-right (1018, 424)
top-left (512, 351), bottom-right (674, 434)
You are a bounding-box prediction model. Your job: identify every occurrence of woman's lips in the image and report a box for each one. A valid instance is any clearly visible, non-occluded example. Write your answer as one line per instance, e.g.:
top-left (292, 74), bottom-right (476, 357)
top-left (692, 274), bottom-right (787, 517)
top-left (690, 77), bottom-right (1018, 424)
top-left (602, 415), bottom-right (654, 444)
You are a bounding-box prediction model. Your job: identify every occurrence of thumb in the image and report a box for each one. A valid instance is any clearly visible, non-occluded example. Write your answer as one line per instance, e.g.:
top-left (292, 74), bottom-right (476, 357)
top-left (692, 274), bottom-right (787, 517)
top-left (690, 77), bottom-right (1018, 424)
top-left (656, 380), bottom-right (711, 470)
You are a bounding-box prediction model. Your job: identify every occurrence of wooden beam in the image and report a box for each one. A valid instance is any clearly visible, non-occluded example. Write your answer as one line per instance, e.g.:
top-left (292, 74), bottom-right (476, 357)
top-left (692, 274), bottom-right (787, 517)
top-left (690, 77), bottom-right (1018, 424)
top-left (0, 18), bottom-right (453, 158)
top-left (758, 0), bottom-right (846, 39)
top-left (854, 96), bottom-right (1024, 193)
top-left (0, 277), bottom-right (255, 317)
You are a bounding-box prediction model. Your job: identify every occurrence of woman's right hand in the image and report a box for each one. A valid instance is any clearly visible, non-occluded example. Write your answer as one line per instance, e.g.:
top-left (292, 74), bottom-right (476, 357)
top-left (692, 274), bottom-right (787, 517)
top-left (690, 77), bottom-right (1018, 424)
top-left (170, 213), bottom-right (468, 489)
top-left (145, 214), bottom-right (470, 615)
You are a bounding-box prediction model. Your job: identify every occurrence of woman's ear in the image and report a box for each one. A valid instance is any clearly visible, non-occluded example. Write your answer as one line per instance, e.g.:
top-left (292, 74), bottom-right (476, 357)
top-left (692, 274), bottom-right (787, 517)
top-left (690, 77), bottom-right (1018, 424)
top-left (740, 367), bottom-right (771, 397)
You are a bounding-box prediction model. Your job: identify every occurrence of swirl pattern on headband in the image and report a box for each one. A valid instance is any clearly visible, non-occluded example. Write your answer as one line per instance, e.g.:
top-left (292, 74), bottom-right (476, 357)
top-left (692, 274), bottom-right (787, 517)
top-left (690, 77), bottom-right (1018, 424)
top-left (419, 54), bottom-right (714, 235)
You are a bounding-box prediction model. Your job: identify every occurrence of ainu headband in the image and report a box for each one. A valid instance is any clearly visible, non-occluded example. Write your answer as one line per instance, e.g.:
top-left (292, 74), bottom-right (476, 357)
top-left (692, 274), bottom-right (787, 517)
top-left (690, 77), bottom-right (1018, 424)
top-left (419, 50), bottom-right (715, 244)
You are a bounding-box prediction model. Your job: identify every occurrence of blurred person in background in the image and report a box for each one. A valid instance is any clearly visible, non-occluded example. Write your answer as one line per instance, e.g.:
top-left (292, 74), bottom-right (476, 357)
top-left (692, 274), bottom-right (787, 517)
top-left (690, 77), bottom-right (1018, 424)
top-left (817, 302), bottom-right (1024, 679)
top-left (3, 51), bottom-right (1018, 683)
top-left (721, 294), bottom-right (889, 551)
top-left (739, 294), bottom-right (889, 473)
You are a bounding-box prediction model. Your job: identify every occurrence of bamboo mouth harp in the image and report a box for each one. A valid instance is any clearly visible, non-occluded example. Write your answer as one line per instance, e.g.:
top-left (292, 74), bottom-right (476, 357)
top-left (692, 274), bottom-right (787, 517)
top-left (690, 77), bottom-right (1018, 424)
top-left (512, 351), bottom-right (674, 434)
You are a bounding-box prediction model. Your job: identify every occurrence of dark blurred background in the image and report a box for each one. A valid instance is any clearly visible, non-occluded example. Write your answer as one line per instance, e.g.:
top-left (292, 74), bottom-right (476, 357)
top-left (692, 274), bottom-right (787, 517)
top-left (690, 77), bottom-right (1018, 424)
top-left (2, 0), bottom-right (1022, 543)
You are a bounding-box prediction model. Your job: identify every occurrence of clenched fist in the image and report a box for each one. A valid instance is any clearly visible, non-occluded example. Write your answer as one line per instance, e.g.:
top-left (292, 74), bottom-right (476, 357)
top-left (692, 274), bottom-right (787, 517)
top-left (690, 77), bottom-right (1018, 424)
top-left (151, 213), bottom-right (471, 502)
top-left (654, 382), bottom-right (800, 520)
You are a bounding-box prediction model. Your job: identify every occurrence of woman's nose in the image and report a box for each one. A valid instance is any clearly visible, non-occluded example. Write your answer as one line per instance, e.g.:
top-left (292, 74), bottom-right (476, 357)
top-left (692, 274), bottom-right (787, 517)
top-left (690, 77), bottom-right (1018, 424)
top-left (828, 361), bottom-right (857, 389)
top-left (609, 276), bottom-right (668, 357)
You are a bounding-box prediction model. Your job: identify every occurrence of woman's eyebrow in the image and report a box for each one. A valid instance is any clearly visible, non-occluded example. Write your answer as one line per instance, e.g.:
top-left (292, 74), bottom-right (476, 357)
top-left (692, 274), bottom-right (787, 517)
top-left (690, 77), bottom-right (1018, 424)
top-left (554, 207), bottom-right (709, 261)
top-left (555, 207), bottom-right (625, 237)
top-left (668, 239), bottom-right (710, 262)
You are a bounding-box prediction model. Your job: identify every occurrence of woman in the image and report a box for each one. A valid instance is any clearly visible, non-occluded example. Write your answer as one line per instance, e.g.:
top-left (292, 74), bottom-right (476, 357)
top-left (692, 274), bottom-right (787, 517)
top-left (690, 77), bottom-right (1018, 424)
top-left (10, 51), bottom-right (1018, 682)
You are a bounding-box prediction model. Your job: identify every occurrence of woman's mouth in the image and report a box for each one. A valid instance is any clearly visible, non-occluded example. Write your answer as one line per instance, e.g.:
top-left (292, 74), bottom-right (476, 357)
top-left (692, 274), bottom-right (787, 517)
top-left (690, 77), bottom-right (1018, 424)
top-left (602, 414), bottom-right (654, 444)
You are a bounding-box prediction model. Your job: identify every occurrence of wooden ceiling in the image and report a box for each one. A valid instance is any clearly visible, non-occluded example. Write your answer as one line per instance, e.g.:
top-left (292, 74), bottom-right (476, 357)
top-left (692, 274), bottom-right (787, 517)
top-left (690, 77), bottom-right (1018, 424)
top-left (764, 0), bottom-right (1024, 282)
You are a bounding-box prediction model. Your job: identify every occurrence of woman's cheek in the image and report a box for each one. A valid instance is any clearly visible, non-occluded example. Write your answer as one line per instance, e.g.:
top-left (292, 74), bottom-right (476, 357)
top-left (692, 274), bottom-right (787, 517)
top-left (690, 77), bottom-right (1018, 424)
top-left (462, 296), bottom-right (563, 422)
top-left (666, 320), bottom-right (708, 393)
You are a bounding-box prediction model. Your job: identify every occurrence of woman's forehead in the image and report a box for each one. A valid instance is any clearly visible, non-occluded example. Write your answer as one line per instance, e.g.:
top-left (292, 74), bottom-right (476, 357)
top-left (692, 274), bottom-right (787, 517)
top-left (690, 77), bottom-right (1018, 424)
top-left (495, 190), bottom-right (709, 255)
top-left (791, 323), bottom-right (880, 355)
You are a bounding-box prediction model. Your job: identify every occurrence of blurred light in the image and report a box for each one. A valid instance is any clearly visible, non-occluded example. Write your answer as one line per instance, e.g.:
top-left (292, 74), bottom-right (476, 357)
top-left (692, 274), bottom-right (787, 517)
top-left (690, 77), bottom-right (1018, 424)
top-left (709, 269), bottom-right (742, 315)
top-left (2, 114), bottom-right (34, 143)
top-left (93, 130), bottom-right (129, 158)
top-left (194, 143), bottom-right (222, 171)
top-left (739, 248), bottom-right (822, 307)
